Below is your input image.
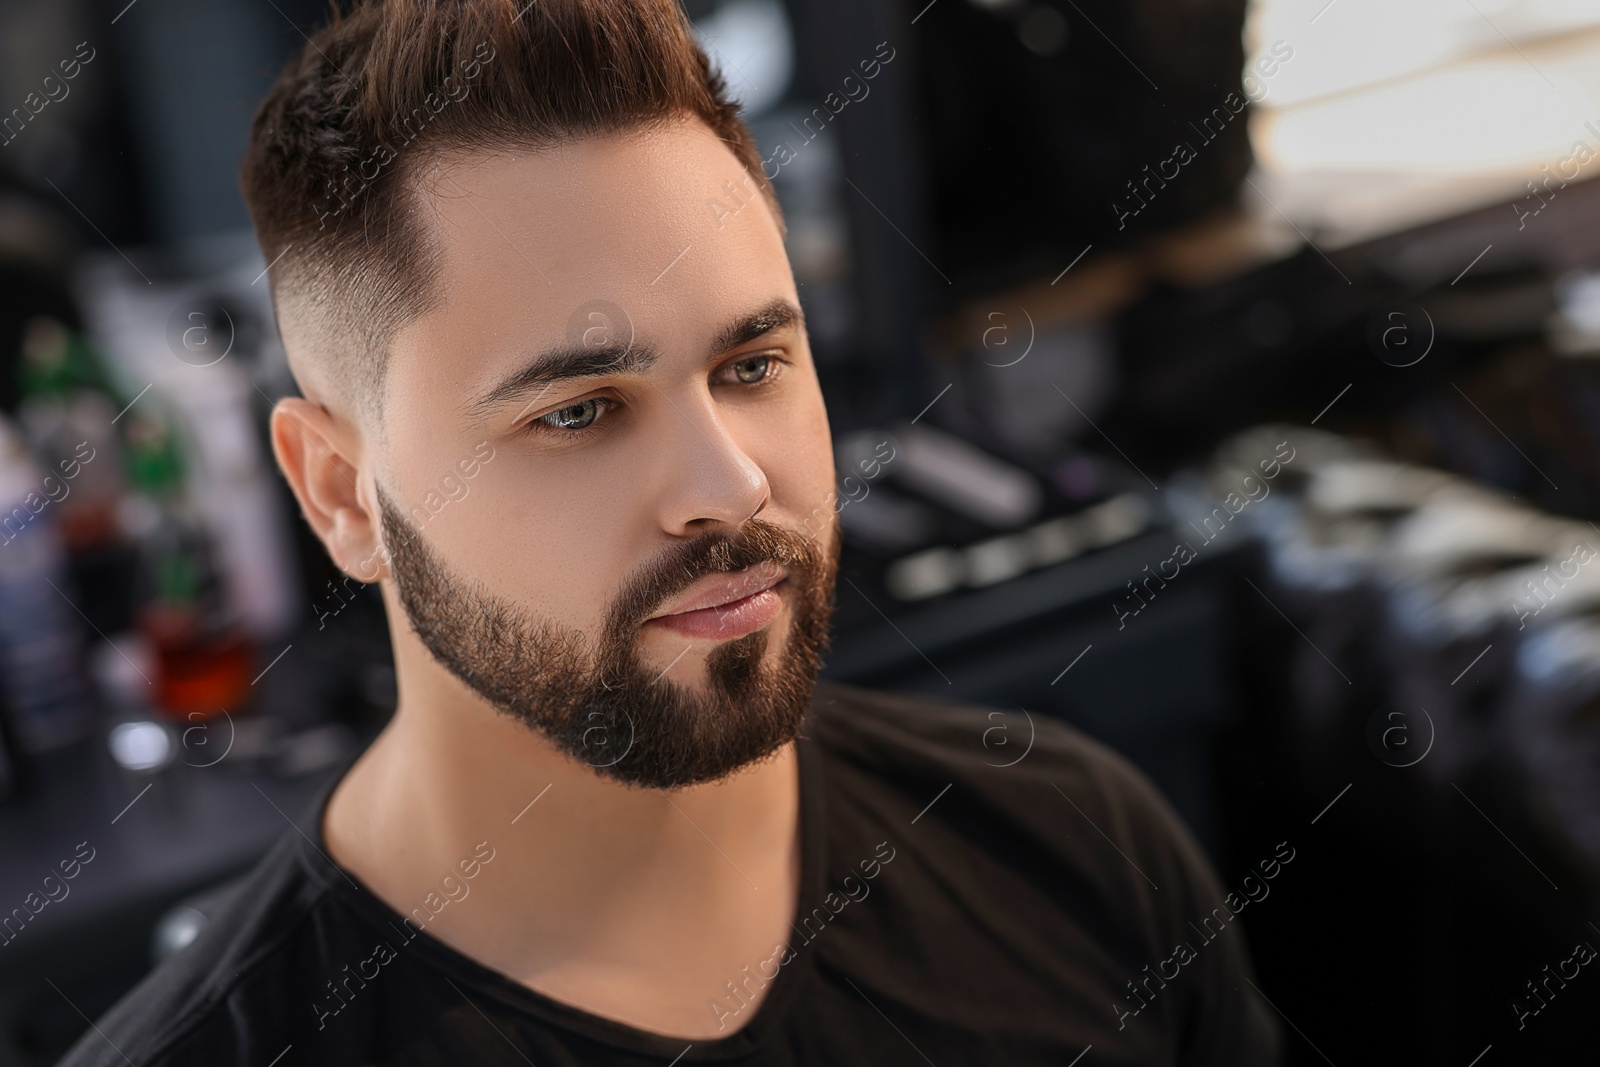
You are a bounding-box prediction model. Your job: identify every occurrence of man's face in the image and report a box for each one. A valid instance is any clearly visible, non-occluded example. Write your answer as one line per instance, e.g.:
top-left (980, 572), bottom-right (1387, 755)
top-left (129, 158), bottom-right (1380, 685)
top-left (371, 116), bottom-right (839, 789)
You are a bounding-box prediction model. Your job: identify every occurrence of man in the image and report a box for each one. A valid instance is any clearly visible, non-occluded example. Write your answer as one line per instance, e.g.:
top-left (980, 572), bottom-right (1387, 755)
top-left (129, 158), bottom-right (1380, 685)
top-left (61, 0), bottom-right (1282, 1063)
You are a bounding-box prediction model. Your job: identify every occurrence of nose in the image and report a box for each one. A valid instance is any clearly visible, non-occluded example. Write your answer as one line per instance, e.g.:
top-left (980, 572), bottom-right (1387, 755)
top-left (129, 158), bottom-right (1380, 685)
top-left (651, 387), bottom-right (770, 537)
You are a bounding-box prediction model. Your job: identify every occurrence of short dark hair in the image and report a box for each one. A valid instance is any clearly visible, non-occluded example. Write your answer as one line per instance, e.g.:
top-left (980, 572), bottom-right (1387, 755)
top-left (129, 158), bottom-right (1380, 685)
top-left (240, 0), bottom-right (780, 419)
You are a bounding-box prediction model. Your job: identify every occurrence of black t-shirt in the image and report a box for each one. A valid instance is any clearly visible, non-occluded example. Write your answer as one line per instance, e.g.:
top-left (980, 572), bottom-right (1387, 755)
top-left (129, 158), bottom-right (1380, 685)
top-left (57, 682), bottom-right (1283, 1066)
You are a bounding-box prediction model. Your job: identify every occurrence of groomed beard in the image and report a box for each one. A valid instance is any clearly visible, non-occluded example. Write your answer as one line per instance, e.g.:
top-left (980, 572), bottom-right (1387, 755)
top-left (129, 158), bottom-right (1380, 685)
top-left (376, 487), bottom-right (838, 790)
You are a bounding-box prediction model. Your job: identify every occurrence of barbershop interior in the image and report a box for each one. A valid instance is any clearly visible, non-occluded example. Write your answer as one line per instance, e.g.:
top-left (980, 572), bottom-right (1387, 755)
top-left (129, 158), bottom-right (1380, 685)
top-left (4, 0), bottom-right (1600, 1062)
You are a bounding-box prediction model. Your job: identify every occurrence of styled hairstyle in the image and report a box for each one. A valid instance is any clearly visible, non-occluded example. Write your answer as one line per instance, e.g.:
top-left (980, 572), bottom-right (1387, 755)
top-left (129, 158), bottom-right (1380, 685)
top-left (239, 0), bottom-right (780, 419)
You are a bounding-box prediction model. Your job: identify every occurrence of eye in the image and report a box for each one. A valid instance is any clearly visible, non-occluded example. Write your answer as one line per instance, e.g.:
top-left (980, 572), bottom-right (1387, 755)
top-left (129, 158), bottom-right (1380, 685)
top-left (720, 354), bottom-right (781, 385)
top-left (537, 398), bottom-right (605, 431)
top-left (729, 355), bottom-right (773, 384)
top-left (732, 356), bottom-right (770, 383)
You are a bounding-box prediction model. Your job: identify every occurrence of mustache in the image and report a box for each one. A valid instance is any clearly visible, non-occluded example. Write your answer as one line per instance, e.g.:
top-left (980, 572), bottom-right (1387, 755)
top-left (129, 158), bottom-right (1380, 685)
top-left (375, 481), bottom-right (830, 645)
top-left (606, 518), bottom-right (821, 632)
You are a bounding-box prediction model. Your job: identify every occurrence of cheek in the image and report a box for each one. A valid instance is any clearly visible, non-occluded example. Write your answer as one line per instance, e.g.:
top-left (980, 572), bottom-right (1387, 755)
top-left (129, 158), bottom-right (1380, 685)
top-left (438, 441), bottom-right (650, 633)
top-left (762, 375), bottom-right (835, 523)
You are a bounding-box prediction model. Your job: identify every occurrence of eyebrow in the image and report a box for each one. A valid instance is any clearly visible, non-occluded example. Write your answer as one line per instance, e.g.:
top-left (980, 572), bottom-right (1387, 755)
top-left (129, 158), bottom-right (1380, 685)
top-left (707, 297), bottom-right (804, 360)
top-left (468, 297), bottom-right (806, 420)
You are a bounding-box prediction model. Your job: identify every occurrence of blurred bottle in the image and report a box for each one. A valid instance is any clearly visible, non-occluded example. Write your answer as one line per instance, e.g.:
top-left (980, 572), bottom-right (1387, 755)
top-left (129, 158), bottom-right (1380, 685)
top-left (16, 316), bottom-right (139, 634)
top-left (16, 316), bottom-right (128, 550)
top-left (0, 412), bottom-right (95, 751)
top-left (121, 407), bottom-right (255, 721)
top-left (163, 298), bottom-right (300, 641)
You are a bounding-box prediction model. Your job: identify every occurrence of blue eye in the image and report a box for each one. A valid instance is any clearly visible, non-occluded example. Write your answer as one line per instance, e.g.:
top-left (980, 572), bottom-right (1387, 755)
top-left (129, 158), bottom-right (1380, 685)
top-left (731, 355), bottom-right (772, 383)
top-left (539, 398), bottom-right (603, 431)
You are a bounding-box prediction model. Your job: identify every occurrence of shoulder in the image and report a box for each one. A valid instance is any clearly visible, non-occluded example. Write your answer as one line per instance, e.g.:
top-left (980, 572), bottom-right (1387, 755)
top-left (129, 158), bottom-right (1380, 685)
top-left (809, 680), bottom-right (1180, 838)
top-left (807, 681), bottom-right (1228, 955)
top-left (807, 682), bottom-right (1283, 1063)
top-left (54, 832), bottom-right (335, 1067)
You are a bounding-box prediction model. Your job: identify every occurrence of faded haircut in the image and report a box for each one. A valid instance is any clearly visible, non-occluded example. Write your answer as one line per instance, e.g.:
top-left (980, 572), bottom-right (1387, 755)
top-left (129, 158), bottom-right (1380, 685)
top-left (239, 0), bottom-right (781, 422)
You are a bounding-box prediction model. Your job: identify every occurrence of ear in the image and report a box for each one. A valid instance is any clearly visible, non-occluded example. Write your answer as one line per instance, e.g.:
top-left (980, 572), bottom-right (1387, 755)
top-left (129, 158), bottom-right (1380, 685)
top-left (270, 398), bottom-right (389, 582)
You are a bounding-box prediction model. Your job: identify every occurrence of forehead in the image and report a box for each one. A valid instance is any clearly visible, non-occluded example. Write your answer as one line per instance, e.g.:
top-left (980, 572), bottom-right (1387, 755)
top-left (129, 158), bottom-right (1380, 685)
top-left (386, 116), bottom-right (790, 405)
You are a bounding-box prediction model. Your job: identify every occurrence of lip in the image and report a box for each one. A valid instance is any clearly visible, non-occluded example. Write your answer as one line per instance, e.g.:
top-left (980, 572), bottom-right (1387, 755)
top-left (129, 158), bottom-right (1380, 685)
top-left (649, 562), bottom-right (786, 618)
top-left (644, 564), bottom-right (787, 641)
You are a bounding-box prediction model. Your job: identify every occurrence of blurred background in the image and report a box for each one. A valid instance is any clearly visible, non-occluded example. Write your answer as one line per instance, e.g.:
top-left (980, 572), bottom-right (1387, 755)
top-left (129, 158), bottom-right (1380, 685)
top-left (3, 0), bottom-right (1600, 1062)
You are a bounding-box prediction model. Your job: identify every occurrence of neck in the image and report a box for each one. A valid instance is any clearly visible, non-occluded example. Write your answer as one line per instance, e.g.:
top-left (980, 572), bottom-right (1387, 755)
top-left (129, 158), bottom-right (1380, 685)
top-left (322, 622), bottom-right (804, 992)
